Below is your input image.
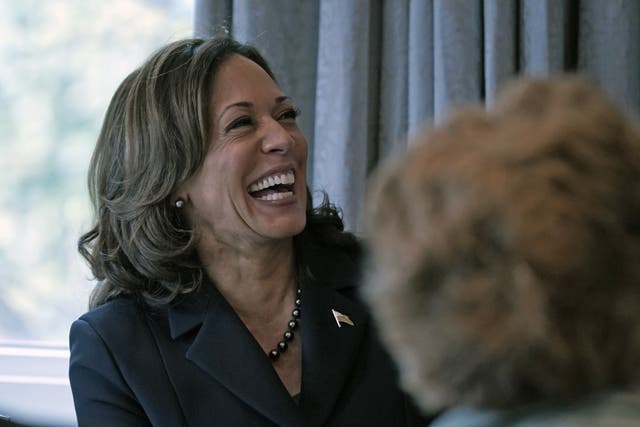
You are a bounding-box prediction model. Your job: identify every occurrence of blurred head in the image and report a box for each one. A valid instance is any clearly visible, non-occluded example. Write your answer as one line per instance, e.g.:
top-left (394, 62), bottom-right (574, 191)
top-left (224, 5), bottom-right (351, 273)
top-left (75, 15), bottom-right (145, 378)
top-left (364, 75), bottom-right (640, 412)
top-left (80, 38), bottom-right (307, 306)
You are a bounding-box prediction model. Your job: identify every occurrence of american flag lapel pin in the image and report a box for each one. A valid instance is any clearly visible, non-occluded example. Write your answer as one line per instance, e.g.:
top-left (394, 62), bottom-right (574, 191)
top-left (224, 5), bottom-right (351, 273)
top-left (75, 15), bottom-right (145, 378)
top-left (331, 309), bottom-right (355, 328)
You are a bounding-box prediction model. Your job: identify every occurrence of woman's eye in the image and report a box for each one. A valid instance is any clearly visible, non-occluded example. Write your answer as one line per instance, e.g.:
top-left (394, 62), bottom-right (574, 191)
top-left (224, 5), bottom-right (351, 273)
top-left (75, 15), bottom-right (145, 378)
top-left (225, 116), bottom-right (253, 132)
top-left (278, 108), bottom-right (300, 122)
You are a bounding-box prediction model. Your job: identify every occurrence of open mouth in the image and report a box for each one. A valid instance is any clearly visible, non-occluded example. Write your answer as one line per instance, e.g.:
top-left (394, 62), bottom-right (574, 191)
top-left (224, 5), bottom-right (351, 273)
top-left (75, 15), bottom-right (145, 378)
top-left (248, 170), bottom-right (295, 201)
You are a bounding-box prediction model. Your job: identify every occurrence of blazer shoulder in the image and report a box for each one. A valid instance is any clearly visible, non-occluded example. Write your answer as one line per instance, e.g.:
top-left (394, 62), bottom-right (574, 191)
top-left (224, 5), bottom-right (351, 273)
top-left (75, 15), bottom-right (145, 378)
top-left (74, 296), bottom-right (160, 343)
top-left (79, 296), bottom-right (141, 323)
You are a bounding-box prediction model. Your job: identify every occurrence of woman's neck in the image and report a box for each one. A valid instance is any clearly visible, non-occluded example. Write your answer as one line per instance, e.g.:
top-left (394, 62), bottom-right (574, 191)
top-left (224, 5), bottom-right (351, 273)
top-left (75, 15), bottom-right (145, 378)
top-left (198, 235), bottom-right (303, 395)
top-left (198, 236), bottom-right (297, 320)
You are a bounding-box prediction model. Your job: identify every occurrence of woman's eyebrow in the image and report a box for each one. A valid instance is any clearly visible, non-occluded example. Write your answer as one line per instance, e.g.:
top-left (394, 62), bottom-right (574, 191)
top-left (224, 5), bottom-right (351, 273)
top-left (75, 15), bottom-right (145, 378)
top-left (218, 96), bottom-right (292, 121)
top-left (217, 101), bottom-right (253, 122)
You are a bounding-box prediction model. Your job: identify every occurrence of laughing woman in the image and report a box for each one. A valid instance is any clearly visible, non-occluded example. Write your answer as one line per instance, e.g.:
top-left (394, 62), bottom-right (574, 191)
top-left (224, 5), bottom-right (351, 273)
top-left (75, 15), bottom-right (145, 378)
top-left (69, 38), bottom-right (423, 427)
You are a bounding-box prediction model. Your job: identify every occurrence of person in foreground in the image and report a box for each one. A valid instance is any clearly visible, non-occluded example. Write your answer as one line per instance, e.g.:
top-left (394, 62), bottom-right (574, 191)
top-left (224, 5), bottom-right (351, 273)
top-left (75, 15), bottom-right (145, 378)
top-left (364, 75), bottom-right (640, 426)
top-left (69, 37), bottom-right (422, 427)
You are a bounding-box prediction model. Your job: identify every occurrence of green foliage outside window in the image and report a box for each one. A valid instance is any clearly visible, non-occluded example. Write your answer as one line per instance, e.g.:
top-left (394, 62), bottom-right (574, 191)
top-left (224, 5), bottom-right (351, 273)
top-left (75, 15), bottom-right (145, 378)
top-left (0, 0), bottom-right (192, 341)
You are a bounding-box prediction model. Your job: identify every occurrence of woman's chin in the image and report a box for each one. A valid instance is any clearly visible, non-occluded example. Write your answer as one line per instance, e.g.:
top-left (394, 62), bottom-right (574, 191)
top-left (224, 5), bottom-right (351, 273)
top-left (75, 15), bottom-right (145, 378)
top-left (257, 217), bottom-right (307, 241)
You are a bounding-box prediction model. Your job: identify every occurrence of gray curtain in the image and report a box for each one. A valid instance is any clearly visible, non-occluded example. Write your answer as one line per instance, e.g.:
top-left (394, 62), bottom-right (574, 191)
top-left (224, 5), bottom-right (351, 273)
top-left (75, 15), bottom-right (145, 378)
top-left (194, 0), bottom-right (640, 232)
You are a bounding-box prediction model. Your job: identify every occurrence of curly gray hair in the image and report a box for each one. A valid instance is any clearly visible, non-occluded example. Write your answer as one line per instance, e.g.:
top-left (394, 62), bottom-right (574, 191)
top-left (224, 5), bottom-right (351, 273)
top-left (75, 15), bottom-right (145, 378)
top-left (364, 75), bottom-right (640, 412)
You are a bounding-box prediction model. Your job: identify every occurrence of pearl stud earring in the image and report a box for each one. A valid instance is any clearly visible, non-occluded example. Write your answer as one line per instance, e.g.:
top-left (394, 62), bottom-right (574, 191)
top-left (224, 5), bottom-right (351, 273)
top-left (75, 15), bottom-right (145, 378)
top-left (175, 199), bottom-right (185, 209)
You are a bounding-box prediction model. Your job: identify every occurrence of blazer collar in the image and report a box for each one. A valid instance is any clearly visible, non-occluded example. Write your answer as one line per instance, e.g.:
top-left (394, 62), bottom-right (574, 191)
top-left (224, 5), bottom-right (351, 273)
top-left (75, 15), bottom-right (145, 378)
top-left (169, 280), bottom-right (301, 427)
top-left (166, 249), bottom-right (367, 427)
top-left (168, 284), bottom-right (212, 340)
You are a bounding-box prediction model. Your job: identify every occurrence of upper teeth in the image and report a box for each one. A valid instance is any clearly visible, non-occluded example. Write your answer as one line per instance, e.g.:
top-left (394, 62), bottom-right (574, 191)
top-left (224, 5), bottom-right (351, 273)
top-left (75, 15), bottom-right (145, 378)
top-left (249, 170), bottom-right (295, 192)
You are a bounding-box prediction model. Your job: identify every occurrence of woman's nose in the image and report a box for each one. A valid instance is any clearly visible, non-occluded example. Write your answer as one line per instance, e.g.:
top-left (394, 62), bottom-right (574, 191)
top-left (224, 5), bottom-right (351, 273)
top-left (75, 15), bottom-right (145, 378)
top-left (261, 119), bottom-right (294, 154)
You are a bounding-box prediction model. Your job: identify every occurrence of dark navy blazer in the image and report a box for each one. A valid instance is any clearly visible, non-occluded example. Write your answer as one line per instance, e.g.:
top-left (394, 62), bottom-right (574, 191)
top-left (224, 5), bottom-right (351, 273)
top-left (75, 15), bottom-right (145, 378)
top-left (69, 250), bottom-right (423, 426)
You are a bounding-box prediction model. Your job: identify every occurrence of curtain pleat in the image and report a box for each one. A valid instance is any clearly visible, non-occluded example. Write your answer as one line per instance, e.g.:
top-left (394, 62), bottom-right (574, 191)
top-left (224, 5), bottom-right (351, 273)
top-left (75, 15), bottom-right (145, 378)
top-left (521, 0), bottom-right (571, 74)
top-left (407, 0), bottom-right (434, 139)
top-left (195, 0), bottom-right (640, 231)
top-left (313, 0), bottom-right (376, 229)
top-left (378, 0), bottom-right (409, 159)
top-left (483, 0), bottom-right (517, 105)
top-left (433, 0), bottom-right (483, 121)
top-left (578, 0), bottom-right (640, 116)
top-left (194, 0), bottom-right (232, 37)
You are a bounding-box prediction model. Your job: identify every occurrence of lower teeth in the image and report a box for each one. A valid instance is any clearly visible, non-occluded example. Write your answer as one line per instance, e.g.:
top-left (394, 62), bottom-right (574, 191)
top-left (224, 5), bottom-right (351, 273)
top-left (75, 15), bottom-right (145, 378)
top-left (258, 191), bottom-right (293, 201)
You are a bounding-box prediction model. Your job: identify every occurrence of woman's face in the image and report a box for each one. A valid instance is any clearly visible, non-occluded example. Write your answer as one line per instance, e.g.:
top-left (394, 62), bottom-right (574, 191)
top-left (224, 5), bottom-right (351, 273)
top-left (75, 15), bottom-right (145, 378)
top-left (179, 54), bottom-right (308, 249)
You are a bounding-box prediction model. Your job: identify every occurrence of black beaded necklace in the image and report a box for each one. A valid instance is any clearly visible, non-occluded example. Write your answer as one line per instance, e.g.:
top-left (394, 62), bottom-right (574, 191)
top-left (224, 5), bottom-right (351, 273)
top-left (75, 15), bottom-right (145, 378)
top-left (268, 287), bottom-right (302, 361)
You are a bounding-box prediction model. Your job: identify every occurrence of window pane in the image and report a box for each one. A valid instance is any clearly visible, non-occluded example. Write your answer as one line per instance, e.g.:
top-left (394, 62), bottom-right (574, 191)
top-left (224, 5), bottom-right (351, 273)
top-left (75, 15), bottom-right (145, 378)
top-left (0, 0), bottom-right (194, 342)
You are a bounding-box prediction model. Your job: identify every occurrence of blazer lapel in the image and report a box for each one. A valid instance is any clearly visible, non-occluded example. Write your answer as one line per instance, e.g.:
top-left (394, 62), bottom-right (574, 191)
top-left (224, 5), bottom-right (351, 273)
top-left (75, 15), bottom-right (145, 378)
top-left (167, 285), bottom-right (301, 427)
top-left (300, 278), bottom-right (368, 427)
top-left (162, 247), bottom-right (367, 427)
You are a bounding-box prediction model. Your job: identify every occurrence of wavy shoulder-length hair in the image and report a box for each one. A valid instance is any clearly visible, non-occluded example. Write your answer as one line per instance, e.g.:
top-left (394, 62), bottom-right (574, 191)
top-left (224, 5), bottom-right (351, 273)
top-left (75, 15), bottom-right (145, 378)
top-left (80, 38), bottom-right (356, 309)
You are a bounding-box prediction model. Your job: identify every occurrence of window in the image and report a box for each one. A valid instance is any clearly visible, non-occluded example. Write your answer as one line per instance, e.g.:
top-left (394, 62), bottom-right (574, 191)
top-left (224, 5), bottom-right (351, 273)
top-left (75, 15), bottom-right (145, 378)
top-left (0, 1), bottom-right (193, 424)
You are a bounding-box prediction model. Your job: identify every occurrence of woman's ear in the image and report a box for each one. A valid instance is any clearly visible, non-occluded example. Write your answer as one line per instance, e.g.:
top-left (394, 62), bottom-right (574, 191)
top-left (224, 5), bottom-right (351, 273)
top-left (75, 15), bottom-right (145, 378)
top-left (173, 181), bottom-right (190, 209)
